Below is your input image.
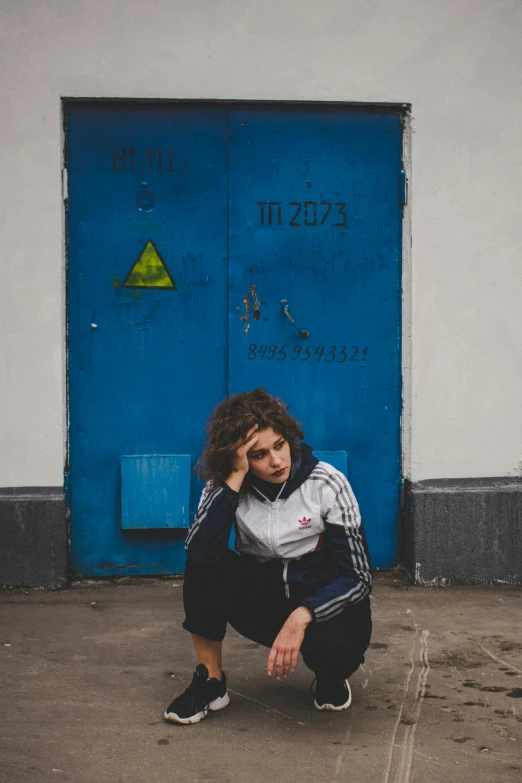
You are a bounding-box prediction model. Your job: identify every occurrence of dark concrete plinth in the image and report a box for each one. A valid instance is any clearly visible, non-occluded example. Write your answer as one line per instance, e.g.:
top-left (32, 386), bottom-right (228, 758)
top-left (403, 477), bottom-right (522, 584)
top-left (0, 488), bottom-right (68, 588)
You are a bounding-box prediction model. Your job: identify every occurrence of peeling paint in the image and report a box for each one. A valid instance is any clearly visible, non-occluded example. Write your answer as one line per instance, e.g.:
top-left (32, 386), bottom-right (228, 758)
top-left (249, 284), bottom-right (261, 321)
top-left (239, 293), bottom-right (251, 336)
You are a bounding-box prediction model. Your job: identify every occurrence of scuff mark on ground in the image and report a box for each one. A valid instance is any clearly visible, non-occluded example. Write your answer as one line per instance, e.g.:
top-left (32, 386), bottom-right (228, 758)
top-left (382, 624), bottom-right (430, 783)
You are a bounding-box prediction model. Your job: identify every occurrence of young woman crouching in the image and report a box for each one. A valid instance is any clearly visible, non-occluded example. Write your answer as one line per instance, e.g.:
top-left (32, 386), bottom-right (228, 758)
top-left (164, 388), bottom-right (372, 724)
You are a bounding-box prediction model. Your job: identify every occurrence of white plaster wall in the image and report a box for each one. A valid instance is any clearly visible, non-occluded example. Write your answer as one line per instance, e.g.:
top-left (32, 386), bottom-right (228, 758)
top-left (1, 0), bottom-right (521, 485)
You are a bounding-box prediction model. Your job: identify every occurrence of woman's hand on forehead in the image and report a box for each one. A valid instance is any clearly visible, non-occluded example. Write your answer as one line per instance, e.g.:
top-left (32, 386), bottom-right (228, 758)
top-left (244, 424), bottom-right (259, 446)
top-left (230, 424), bottom-right (259, 476)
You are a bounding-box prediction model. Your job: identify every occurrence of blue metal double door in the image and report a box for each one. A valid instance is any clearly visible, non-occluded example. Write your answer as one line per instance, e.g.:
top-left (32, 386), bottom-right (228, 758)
top-left (66, 102), bottom-right (403, 576)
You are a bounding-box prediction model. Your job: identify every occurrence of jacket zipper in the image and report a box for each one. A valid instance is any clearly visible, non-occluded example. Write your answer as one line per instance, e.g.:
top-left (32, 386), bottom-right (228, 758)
top-left (270, 505), bottom-right (278, 557)
top-left (253, 483), bottom-right (286, 560)
top-left (252, 483), bottom-right (288, 591)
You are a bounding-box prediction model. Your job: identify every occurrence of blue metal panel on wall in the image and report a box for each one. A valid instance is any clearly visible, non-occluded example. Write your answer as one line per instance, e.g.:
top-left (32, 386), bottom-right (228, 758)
top-left (120, 455), bottom-right (191, 530)
top-left (228, 107), bottom-right (402, 568)
top-left (67, 102), bottom-right (402, 575)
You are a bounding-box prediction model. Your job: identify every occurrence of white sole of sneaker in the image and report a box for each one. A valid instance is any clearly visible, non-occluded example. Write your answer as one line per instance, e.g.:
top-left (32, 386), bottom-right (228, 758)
top-left (164, 708), bottom-right (207, 724)
top-left (208, 692), bottom-right (230, 712)
top-left (163, 692), bottom-right (230, 725)
top-left (314, 681), bottom-right (352, 711)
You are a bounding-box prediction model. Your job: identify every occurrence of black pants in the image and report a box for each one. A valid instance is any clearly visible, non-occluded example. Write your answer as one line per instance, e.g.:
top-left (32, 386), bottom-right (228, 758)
top-left (182, 550), bottom-right (372, 680)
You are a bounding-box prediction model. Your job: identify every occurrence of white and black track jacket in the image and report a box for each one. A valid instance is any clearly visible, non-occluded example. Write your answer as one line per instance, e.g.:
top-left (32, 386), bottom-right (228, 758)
top-left (185, 445), bottom-right (372, 623)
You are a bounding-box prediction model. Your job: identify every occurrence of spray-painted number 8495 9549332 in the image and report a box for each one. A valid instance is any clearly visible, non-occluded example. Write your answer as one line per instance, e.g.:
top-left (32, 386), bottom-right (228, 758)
top-left (247, 344), bottom-right (368, 363)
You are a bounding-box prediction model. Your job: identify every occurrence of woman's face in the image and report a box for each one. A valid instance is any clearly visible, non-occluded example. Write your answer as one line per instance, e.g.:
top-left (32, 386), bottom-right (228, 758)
top-left (247, 427), bottom-right (291, 484)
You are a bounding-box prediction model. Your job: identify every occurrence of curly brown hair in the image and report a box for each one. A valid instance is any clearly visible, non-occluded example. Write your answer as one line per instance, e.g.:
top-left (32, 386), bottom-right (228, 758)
top-left (195, 388), bottom-right (304, 487)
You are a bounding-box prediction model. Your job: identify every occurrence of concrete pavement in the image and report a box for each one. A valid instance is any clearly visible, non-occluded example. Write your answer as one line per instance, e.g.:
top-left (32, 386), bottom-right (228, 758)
top-left (1, 574), bottom-right (521, 783)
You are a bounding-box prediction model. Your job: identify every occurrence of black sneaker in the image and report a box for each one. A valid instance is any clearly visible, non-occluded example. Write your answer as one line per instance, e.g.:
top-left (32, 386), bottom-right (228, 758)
top-left (164, 664), bottom-right (229, 724)
top-left (313, 678), bottom-right (352, 711)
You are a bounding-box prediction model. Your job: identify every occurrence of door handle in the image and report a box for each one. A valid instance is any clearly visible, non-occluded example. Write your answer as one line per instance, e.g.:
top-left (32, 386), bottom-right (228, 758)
top-left (280, 300), bottom-right (309, 339)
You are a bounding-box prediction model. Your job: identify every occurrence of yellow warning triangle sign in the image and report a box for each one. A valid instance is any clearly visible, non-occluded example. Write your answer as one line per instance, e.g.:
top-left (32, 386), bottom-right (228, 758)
top-left (123, 240), bottom-right (176, 289)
